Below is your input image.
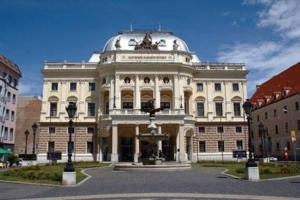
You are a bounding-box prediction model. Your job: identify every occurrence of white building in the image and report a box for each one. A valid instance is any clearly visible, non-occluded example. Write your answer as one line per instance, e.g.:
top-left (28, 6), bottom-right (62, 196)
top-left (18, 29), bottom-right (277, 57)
top-left (38, 30), bottom-right (248, 163)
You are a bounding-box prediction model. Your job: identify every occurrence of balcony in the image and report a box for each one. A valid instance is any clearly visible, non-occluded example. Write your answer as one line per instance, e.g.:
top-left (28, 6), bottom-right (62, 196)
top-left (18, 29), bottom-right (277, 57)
top-left (109, 108), bottom-right (185, 116)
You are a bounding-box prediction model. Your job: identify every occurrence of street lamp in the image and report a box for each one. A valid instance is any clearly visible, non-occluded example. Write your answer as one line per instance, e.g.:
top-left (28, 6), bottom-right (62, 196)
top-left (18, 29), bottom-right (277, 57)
top-left (31, 122), bottom-right (38, 154)
top-left (24, 130), bottom-right (30, 155)
top-left (64, 102), bottom-right (77, 172)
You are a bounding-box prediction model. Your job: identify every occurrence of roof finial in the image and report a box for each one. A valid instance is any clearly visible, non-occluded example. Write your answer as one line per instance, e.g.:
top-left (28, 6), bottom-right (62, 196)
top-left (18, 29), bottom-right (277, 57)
top-left (130, 23), bottom-right (133, 32)
top-left (158, 23), bottom-right (161, 32)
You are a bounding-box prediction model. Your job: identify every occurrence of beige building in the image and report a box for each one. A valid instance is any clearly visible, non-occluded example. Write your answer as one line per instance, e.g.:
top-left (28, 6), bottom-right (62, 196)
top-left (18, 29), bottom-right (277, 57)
top-left (37, 30), bottom-right (248, 163)
top-left (251, 62), bottom-right (300, 160)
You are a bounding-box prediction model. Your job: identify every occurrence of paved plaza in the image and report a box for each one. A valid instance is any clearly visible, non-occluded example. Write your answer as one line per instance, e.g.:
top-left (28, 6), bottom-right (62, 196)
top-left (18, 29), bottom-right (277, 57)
top-left (1, 166), bottom-right (300, 199)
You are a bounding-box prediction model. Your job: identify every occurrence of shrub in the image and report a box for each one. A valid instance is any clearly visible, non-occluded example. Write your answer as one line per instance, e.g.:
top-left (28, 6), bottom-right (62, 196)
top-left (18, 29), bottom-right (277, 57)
top-left (280, 167), bottom-right (290, 174)
top-left (235, 167), bottom-right (245, 174)
top-left (7, 154), bottom-right (20, 167)
top-left (51, 172), bottom-right (62, 181)
top-left (261, 168), bottom-right (272, 174)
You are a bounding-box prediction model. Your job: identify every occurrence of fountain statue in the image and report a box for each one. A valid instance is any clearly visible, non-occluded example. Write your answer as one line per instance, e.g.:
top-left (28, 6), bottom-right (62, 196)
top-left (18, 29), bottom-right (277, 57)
top-left (139, 99), bottom-right (169, 165)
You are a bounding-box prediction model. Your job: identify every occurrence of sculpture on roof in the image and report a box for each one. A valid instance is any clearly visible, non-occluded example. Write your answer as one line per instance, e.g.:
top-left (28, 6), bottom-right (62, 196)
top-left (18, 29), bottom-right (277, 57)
top-left (135, 32), bottom-right (158, 50)
top-left (114, 37), bottom-right (121, 49)
top-left (173, 40), bottom-right (179, 51)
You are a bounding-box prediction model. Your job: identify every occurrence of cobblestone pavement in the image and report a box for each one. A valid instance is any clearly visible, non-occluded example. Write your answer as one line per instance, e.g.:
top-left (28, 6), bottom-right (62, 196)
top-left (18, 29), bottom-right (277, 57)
top-left (1, 166), bottom-right (300, 200)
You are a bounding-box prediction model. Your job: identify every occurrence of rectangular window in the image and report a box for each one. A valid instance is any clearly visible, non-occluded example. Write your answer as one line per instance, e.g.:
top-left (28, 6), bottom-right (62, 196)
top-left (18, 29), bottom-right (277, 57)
top-left (285, 122), bottom-right (289, 133)
top-left (275, 125), bottom-right (279, 134)
top-left (297, 120), bottom-right (300, 131)
top-left (122, 102), bottom-right (133, 109)
top-left (7, 92), bottom-right (11, 102)
top-left (196, 102), bottom-right (204, 117)
top-left (199, 141), bottom-right (206, 152)
top-left (287, 142), bottom-right (291, 151)
top-left (257, 115), bottom-right (260, 122)
top-left (236, 140), bottom-right (243, 150)
top-left (141, 102), bottom-right (148, 110)
top-left (87, 142), bottom-right (94, 153)
top-left (49, 127), bottom-right (55, 134)
top-left (13, 79), bottom-right (18, 87)
top-left (236, 126), bottom-right (242, 133)
top-left (89, 82), bottom-right (95, 91)
top-left (198, 127), bottom-right (205, 133)
top-left (11, 111), bottom-right (15, 122)
top-left (218, 141), bottom-right (224, 152)
top-left (48, 141), bottom-right (55, 152)
top-left (9, 128), bottom-right (13, 141)
top-left (87, 127), bottom-right (95, 134)
top-left (232, 83), bottom-right (239, 91)
top-left (197, 83), bottom-right (203, 92)
top-left (51, 82), bottom-right (58, 91)
top-left (276, 142), bottom-right (280, 151)
top-left (4, 127), bottom-right (8, 140)
top-left (296, 102), bottom-right (299, 111)
top-left (50, 102), bottom-right (57, 117)
top-left (265, 112), bottom-right (268, 119)
top-left (160, 102), bottom-right (170, 109)
top-left (283, 105), bottom-right (288, 114)
top-left (215, 102), bottom-right (223, 116)
top-left (233, 103), bottom-right (241, 116)
top-left (12, 94), bottom-right (16, 104)
top-left (5, 109), bottom-right (9, 120)
top-left (88, 103), bottom-right (95, 116)
top-left (214, 83), bottom-right (221, 91)
top-left (70, 82), bottom-right (77, 91)
top-left (217, 126), bottom-right (224, 133)
top-left (274, 109), bottom-right (277, 117)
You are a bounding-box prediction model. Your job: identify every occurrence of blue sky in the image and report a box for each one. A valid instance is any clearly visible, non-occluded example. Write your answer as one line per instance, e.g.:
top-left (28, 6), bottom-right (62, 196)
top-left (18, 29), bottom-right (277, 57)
top-left (0, 0), bottom-right (299, 96)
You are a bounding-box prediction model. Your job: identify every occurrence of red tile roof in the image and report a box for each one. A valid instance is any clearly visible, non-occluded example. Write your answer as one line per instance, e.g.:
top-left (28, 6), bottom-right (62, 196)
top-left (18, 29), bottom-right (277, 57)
top-left (0, 55), bottom-right (22, 77)
top-left (251, 62), bottom-right (300, 109)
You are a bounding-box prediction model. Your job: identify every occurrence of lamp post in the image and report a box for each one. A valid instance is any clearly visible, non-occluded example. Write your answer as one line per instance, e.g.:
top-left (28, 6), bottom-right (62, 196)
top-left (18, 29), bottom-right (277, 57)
top-left (64, 102), bottom-right (77, 172)
top-left (31, 122), bottom-right (38, 154)
top-left (243, 99), bottom-right (259, 181)
top-left (24, 130), bottom-right (30, 155)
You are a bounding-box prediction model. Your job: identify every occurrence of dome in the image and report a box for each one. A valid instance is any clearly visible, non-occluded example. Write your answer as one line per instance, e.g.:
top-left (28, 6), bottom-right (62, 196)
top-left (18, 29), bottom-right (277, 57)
top-left (103, 30), bottom-right (190, 52)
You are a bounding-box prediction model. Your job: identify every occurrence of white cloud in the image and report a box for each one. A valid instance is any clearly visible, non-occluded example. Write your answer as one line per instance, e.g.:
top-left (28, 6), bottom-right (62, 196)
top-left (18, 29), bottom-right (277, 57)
top-left (19, 82), bottom-right (33, 95)
top-left (217, 0), bottom-right (300, 96)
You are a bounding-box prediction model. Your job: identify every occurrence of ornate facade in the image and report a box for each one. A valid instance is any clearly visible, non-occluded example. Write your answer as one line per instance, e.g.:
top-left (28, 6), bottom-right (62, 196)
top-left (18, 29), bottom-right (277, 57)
top-left (37, 30), bottom-right (248, 163)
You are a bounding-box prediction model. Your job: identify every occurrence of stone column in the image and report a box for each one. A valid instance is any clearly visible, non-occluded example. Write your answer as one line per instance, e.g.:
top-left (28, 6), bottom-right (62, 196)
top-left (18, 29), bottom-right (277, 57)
top-left (134, 75), bottom-right (140, 110)
top-left (115, 74), bottom-right (121, 109)
top-left (178, 125), bottom-right (187, 163)
top-left (157, 125), bottom-right (162, 152)
top-left (173, 75), bottom-right (179, 109)
top-left (111, 125), bottom-right (118, 162)
top-left (134, 125), bottom-right (140, 163)
top-left (109, 77), bottom-right (115, 111)
top-left (155, 75), bottom-right (160, 108)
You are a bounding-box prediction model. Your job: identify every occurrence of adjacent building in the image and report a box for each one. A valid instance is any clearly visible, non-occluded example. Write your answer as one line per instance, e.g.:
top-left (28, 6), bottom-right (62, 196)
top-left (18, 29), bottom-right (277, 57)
top-left (14, 96), bottom-right (42, 154)
top-left (251, 62), bottom-right (300, 160)
top-left (38, 30), bottom-right (248, 163)
top-left (0, 55), bottom-right (22, 150)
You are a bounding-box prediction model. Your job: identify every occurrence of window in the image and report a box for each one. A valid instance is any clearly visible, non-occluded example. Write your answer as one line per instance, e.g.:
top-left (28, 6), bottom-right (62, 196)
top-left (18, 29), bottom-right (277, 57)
top-left (236, 126), bottom-right (242, 133)
top-left (218, 141), bottom-right (224, 152)
top-left (232, 83), bottom-right (239, 91)
top-left (8, 75), bottom-right (12, 84)
top-left (198, 127), bottom-right (205, 133)
top-left (51, 82), bottom-right (58, 91)
top-left (87, 127), bottom-right (95, 134)
top-left (233, 103), bottom-right (241, 116)
top-left (12, 94), bottom-right (16, 104)
top-left (215, 102), bottom-right (223, 116)
top-left (123, 102), bottom-right (133, 109)
top-left (275, 125), bottom-right (279, 134)
top-left (196, 102), bottom-right (204, 117)
top-left (48, 141), bottom-right (55, 152)
top-left (50, 102), bottom-right (57, 117)
top-left (13, 79), bottom-right (18, 87)
top-left (287, 141), bottom-right (290, 151)
top-left (9, 128), bottom-right (13, 141)
top-left (144, 77), bottom-right (150, 84)
top-left (163, 77), bottom-right (169, 84)
top-left (160, 102), bottom-right (170, 109)
top-left (197, 83), bottom-right (203, 92)
top-left (88, 103), bottom-right (95, 116)
top-left (217, 126), bottom-right (224, 133)
top-left (7, 92), bottom-right (11, 102)
top-left (49, 127), bottom-right (55, 134)
top-left (283, 105), bottom-right (288, 114)
top-left (89, 82), bottom-right (95, 91)
top-left (4, 127), bottom-right (8, 140)
top-left (265, 112), bottom-right (268, 119)
top-left (199, 141), bottom-right (206, 152)
top-left (102, 78), bottom-right (106, 84)
top-left (297, 120), bottom-right (300, 131)
top-left (124, 77), bottom-right (131, 84)
top-left (214, 83), bottom-right (221, 91)
top-left (257, 115), bottom-right (260, 122)
top-left (236, 140), bottom-right (243, 150)
top-left (87, 142), bottom-right (94, 153)
top-left (5, 109), bottom-right (9, 120)
top-left (70, 82), bottom-right (77, 91)
top-left (274, 109), bottom-right (277, 117)
top-left (296, 102), bottom-right (299, 111)
top-left (285, 122), bottom-right (289, 133)
top-left (11, 111), bottom-right (14, 122)
top-left (276, 142), bottom-right (280, 151)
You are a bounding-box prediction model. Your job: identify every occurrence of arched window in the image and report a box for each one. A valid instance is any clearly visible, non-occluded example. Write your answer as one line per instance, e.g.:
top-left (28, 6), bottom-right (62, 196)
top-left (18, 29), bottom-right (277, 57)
top-left (159, 39), bottom-right (166, 46)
